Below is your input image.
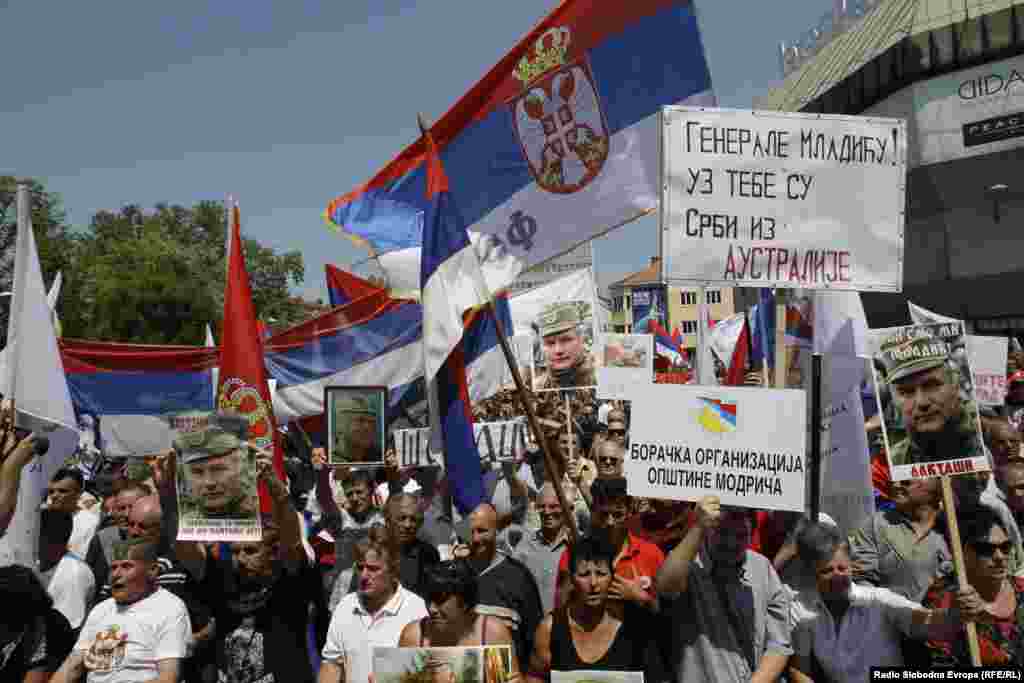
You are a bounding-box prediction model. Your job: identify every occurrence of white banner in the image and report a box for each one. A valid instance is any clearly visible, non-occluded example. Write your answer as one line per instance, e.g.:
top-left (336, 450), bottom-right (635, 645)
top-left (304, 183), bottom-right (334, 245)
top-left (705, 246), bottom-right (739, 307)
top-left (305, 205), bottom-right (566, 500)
top-left (597, 334), bottom-right (653, 400)
top-left (660, 106), bottom-right (907, 292)
top-left (625, 384), bottom-right (806, 512)
top-left (394, 418), bottom-right (529, 470)
top-left (968, 336), bottom-right (1009, 406)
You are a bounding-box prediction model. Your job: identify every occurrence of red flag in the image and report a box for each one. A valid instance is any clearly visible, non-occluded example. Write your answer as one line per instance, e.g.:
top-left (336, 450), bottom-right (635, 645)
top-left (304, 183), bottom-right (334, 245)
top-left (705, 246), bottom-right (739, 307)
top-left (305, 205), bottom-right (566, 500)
top-left (724, 319), bottom-right (751, 386)
top-left (218, 203), bottom-right (285, 512)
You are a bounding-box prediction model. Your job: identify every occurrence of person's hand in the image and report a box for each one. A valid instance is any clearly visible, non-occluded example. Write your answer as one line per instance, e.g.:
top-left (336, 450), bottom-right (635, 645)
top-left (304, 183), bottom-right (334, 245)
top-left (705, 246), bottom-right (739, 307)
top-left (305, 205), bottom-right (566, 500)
top-left (451, 543), bottom-right (471, 559)
top-left (694, 495), bottom-right (721, 532)
top-left (956, 586), bottom-right (989, 622)
top-left (311, 447), bottom-right (326, 471)
top-left (152, 451), bottom-right (177, 492)
top-left (3, 432), bottom-right (37, 471)
top-left (608, 575), bottom-right (648, 604)
top-left (743, 371), bottom-right (764, 387)
top-left (0, 399), bottom-right (17, 462)
top-left (257, 451), bottom-right (289, 501)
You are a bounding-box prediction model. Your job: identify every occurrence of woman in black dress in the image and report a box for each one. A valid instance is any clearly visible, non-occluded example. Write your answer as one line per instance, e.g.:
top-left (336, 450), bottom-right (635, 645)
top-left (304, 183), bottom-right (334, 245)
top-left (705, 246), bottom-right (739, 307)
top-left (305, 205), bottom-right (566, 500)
top-left (526, 534), bottom-right (648, 682)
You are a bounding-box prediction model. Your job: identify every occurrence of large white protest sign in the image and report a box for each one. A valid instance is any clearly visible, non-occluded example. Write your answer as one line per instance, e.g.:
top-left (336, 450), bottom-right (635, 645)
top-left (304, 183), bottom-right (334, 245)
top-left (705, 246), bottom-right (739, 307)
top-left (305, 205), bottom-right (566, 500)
top-left (625, 384), bottom-right (806, 512)
top-left (597, 334), bottom-right (653, 400)
top-left (660, 107), bottom-right (906, 291)
top-left (395, 419), bottom-right (528, 470)
top-left (967, 336), bottom-right (1008, 406)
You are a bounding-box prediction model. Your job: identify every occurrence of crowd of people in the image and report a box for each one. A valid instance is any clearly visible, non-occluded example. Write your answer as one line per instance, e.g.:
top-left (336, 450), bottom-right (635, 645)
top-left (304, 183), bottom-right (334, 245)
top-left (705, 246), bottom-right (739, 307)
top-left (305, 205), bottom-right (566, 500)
top-left (0, 347), bottom-right (1022, 683)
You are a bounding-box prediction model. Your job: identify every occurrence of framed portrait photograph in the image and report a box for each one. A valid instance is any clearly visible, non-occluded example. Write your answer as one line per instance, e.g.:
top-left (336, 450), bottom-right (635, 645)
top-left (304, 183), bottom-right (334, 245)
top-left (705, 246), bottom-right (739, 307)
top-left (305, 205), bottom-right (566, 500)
top-left (326, 385), bottom-right (388, 467)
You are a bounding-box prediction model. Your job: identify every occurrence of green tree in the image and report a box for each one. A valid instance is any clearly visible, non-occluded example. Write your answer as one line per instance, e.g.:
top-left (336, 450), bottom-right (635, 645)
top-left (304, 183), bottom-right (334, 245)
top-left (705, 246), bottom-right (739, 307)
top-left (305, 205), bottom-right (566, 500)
top-left (65, 200), bottom-right (306, 344)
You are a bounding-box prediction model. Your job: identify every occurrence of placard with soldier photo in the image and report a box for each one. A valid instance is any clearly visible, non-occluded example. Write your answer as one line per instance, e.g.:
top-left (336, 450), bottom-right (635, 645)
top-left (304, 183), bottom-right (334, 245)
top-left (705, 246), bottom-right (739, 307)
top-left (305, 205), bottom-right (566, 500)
top-left (173, 412), bottom-right (261, 542)
top-left (871, 322), bottom-right (988, 481)
top-left (326, 385), bottom-right (387, 467)
top-left (531, 300), bottom-right (601, 392)
top-left (373, 646), bottom-right (514, 683)
top-left (597, 334), bottom-right (653, 400)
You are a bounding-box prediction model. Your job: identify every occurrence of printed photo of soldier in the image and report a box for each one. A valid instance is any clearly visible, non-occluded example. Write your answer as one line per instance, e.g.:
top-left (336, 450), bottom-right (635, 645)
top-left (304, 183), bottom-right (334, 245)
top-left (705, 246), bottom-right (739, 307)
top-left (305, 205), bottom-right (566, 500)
top-left (875, 322), bottom-right (986, 477)
top-left (602, 334), bottom-right (651, 369)
top-left (327, 386), bottom-right (386, 466)
top-left (174, 415), bottom-right (260, 537)
top-left (532, 300), bottom-right (601, 391)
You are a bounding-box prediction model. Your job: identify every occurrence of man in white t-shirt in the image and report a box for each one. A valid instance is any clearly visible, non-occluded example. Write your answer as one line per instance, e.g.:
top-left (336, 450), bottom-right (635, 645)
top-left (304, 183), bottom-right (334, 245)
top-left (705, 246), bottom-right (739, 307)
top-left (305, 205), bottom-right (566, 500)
top-left (51, 540), bottom-right (191, 683)
top-left (320, 526), bottom-right (427, 683)
top-left (39, 509), bottom-right (96, 631)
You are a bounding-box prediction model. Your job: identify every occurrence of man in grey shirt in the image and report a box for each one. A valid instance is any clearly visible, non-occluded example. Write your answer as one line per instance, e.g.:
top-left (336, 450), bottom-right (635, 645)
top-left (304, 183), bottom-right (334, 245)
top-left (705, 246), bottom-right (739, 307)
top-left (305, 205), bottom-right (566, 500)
top-left (511, 483), bottom-right (569, 614)
top-left (849, 477), bottom-right (950, 601)
top-left (657, 496), bottom-right (792, 683)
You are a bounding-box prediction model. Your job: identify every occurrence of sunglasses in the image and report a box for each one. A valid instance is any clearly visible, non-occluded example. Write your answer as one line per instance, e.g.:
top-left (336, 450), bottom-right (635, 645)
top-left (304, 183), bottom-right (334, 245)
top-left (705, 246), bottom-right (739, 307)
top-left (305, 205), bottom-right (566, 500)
top-left (970, 541), bottom-right (1013, 557)
top-left (597, 456), bottom-right (622, 464)
top-left (607, 430), bottom-right (626, 437)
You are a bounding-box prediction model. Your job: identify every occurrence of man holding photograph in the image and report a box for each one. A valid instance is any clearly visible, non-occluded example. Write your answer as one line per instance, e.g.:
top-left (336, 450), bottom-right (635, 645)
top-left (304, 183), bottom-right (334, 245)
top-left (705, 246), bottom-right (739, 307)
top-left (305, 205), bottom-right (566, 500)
top-left (177, 426), bottom-right (258, 520)
top-left (332, 395), bottom-right (383, 465)
top-left (882, 334), bottom-right (982, 467)
top-left (533, 302), bottom-right (597, 391)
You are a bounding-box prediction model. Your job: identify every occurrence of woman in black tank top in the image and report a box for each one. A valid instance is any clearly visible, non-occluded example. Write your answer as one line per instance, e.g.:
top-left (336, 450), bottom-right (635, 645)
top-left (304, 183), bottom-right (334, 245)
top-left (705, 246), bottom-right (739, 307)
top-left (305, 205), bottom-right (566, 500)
top-left (526, 536), bottom-right (647, 682)
top-left (398, 560), bottom-right (521, 673)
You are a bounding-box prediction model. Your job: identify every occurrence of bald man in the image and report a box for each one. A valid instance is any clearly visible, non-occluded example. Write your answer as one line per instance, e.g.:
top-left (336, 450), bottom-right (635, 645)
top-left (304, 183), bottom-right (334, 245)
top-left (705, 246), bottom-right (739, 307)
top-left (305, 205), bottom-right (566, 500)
top-left (511, 484), bottom-right (568, 614)
top-left (462, 503), bottom-right (543, 663)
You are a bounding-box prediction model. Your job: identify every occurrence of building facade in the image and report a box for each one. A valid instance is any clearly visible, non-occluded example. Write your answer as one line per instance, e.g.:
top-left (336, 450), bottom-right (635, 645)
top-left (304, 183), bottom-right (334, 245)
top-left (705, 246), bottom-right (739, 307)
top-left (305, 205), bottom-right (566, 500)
top-left (608, 257), bottom-right (735, 351)
top-left (763, 0), bottom-right (1024, 341)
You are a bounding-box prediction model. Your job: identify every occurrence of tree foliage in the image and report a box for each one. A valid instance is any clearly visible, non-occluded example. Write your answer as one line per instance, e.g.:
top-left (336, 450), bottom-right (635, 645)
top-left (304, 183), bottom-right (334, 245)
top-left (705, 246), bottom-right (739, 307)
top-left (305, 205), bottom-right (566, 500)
top-left (0, 177), bottom-right (307, 346)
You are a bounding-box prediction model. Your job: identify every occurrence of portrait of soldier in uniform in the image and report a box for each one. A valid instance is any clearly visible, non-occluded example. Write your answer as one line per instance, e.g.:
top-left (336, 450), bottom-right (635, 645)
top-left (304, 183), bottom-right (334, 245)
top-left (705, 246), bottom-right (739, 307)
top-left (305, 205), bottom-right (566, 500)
top-left (532, 301), bottom-right (600, 391)
top-left (327, 388), bottom-right (385, 466)
top-left (879, 327), bottom-right (985, 469)
top-left (175, 423), bottom-right (259, 520)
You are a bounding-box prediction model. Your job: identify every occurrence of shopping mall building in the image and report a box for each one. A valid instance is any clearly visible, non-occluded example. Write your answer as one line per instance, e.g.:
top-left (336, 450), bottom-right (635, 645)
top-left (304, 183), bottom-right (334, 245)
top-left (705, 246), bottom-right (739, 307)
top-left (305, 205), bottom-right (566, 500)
top-left (765, 0), bottom-right (1024, 339)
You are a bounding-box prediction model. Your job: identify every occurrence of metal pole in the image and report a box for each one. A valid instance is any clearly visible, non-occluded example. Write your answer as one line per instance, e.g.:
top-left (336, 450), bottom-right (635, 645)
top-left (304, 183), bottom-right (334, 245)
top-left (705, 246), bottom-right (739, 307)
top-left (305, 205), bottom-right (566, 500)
top-left (809, 353), bottom-right (823, 521)
top-left (416, 114), bottom-right (579, 544)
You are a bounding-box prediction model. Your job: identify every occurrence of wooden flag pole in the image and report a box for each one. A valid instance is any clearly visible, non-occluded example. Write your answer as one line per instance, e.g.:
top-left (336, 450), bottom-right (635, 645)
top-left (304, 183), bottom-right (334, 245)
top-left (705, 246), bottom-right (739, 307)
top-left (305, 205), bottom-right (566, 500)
top-left (416, 114), bottom-right (579, 545)
top-left (940, 476), bottom-right (983, 667)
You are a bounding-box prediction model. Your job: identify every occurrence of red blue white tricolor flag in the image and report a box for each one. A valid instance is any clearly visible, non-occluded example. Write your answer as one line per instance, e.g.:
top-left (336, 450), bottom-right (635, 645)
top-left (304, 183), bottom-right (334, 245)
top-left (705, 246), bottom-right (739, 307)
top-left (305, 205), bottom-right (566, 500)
top-left (326, 0), bottom-right (714, 295)
top-left (420, 129), bottom-right (488, 515)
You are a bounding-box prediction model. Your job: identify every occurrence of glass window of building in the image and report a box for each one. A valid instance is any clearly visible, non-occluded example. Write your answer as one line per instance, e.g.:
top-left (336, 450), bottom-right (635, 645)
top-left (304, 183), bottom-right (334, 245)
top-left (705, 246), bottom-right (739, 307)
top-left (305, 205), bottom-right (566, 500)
top-left (933, 25), bottom-right (956, 68)
top-left (988, 8), bottom-right (1015, 51)
top-left (681, 291), bottom-right (697, 306)
top-left (958, 15), bottom-right (985, 61)
top-left (706, 290), bottom-right (722, 305)
top-left (904, 33), bottom-right (932, 78)
top-left (681, 320), bottom-right (698, 335)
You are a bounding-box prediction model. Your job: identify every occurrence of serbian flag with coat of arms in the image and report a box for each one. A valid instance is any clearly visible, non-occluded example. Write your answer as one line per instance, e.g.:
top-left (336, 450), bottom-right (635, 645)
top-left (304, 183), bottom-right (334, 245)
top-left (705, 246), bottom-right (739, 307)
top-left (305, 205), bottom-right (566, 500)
top-left (325, 0), bottom-right (714, 296)
top-left (420, 129), bottom-right (488, 515)
top-left (220, 202), bottom-right (286, 511)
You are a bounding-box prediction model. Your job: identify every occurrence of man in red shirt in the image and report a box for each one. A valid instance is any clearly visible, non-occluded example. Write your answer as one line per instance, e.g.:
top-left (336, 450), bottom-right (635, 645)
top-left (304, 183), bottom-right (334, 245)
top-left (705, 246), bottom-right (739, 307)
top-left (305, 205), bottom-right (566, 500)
top-left (555, 477), bottom-right (664, 612)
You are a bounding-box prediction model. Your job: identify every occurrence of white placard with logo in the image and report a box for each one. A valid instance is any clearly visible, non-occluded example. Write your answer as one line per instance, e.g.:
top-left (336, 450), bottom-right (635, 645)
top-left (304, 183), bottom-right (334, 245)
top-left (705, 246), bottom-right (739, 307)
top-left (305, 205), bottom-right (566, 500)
top-left (625, 384), bottom-right (807, 512)
top-left (597, 334), bottom-right (654, 400)
top-left (660, 106), bottom-right (906, 292)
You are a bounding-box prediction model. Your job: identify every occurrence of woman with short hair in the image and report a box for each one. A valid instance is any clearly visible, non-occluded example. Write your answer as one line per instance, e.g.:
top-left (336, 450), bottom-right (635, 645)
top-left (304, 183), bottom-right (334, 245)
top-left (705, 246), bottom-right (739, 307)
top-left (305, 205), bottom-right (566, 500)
top-left (527, 535), bottom-right (649, 683)
top-left (399, 559), bottom-right (519, 671)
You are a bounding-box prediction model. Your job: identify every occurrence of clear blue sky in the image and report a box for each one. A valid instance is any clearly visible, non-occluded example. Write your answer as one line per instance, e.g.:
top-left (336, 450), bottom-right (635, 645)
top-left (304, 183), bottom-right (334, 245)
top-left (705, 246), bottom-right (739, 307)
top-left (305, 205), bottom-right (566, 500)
top-left (0, 0), bottom-right (829, 301)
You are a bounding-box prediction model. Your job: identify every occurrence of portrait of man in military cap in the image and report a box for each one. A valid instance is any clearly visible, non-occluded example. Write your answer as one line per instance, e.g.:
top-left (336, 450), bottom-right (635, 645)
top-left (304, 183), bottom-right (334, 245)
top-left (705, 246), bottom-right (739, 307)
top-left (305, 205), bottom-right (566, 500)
top-left (174, 418), bottom-right (259, 521)
top-left (877, 323), bottom-right (986, 473)
top-left (532, 300), bottom-right (600, 391)
top-left (327, 386), bottom-right (386, 466)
